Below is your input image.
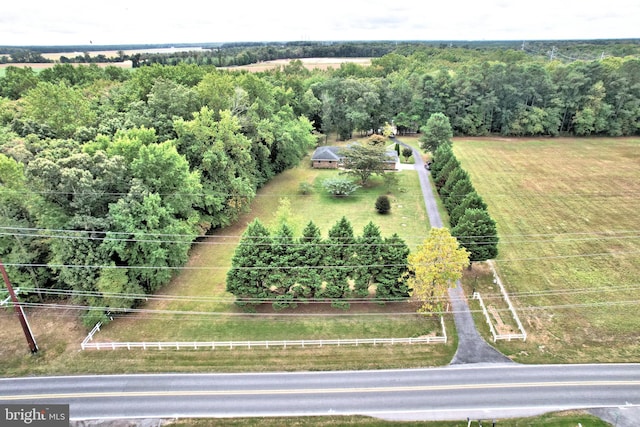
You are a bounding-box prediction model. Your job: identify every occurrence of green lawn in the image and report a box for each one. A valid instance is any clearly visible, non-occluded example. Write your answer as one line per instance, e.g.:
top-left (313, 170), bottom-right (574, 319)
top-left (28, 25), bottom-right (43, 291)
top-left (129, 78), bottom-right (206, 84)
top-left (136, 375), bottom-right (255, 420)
top-left (166, 411), bottom-right (609, 426)
top-left (1, 147), bottom-right (457, 376)
top-left (454, 137), bottom-right (640, 363)
top-left (93, 150), bottom-right (441, 359)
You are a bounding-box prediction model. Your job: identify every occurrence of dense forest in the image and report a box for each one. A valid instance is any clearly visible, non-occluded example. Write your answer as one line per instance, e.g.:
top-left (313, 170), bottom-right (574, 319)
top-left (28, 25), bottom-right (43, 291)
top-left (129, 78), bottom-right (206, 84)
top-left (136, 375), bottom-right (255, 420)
top-left (0, 42), bottom-right (639, 325)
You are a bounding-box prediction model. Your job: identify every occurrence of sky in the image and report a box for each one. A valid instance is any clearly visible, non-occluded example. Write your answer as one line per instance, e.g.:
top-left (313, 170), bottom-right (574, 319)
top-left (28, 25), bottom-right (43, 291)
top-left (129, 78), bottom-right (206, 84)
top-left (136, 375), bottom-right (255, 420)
top-left (1, 0), bottom-right (638, 46)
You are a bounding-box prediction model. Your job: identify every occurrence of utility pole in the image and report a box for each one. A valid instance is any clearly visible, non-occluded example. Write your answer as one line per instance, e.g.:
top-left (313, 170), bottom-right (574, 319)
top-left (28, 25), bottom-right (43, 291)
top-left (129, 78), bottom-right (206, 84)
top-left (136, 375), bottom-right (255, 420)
top-left (549, 46), bottom-right (556, 61)
top-left (0, 258), bottom-right (38, 353)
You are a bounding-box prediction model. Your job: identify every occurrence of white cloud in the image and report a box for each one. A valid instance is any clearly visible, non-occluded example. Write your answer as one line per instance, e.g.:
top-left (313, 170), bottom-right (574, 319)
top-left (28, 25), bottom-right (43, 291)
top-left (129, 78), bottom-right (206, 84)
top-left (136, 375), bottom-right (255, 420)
top-left (1, 0), bottom-right (638, 45)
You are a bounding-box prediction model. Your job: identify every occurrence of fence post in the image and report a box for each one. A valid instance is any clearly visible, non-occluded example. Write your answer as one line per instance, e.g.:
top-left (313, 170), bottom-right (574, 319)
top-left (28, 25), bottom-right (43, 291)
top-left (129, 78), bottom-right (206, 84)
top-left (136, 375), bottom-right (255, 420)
top-left (440, 315), bottom-right (447, 344)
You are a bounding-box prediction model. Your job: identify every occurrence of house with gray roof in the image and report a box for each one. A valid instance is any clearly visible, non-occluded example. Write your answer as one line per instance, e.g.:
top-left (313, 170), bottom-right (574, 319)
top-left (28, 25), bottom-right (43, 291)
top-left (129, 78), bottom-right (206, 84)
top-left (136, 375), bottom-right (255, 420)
top-left (310, 145), bottom-right (398, 170)
top-left (310, 146), bottom-right (344, 168)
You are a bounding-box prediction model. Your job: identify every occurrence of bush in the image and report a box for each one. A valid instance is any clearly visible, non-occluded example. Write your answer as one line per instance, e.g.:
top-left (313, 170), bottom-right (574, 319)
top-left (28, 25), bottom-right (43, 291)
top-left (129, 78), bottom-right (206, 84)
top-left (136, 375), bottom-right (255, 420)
top-left (401, 147), bottom-right (413, 161)
top-left (322, 177), bottom-right (360, 196)
top-left (298, 181), bottom-right (313, 195)
top-left (375, 195), bottom-right (391, 214)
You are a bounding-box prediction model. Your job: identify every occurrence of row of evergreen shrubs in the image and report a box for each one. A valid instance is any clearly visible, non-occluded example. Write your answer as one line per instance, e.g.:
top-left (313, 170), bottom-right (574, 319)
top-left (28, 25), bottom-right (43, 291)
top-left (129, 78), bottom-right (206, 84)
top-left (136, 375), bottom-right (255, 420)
top-left (430, 144), bottom-right (499, 262)
top-left (226, 217), bottom-right (411, 310)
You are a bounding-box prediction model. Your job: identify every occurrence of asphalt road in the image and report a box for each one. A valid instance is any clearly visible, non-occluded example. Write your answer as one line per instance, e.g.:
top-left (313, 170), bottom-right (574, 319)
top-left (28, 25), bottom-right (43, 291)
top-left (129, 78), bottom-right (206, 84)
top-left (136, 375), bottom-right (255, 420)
top-left (1, 364), bottom-right (639, 422)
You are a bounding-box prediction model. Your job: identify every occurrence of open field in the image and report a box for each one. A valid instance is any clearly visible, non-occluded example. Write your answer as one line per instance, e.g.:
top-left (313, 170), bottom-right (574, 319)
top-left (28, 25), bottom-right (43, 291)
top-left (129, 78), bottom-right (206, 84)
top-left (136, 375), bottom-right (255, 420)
top-left (220, 57), bottom-right (372, 72)
top-left (0, 56), bottom-right (369, 74)
top-left (0, 61), bottom-right (133, 73)
top-left (40, 47), bottom-right (206, 61)
top-left (455, 137), bottom-right (640, 363)
top-left (0, 146), bottom-right (455, 377)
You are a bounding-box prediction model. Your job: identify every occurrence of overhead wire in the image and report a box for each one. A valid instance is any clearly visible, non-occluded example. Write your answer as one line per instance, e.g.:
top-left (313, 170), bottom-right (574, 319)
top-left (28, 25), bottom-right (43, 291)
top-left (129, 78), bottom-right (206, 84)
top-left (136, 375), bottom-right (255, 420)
top-left (2, 225), bottom-right (640, 244)
top-left (2, 247), bottom-right (639, 272)
top-left (1, 299), bottom-right (637, 321)
top-left (16, 283), bottom-right (640, 305)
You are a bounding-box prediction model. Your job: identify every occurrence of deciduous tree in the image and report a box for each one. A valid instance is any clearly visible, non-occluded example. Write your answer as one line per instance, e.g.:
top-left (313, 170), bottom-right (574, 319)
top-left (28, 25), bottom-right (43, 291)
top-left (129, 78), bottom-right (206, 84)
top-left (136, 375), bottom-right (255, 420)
top-left (21, 81), bottom-right (96, 138)
top-left (419, 112), bottom-right (453, 153)
top-left (408, 228), bottom-right (469, 313)
top-left (340, 142), bottom-right (389, 186)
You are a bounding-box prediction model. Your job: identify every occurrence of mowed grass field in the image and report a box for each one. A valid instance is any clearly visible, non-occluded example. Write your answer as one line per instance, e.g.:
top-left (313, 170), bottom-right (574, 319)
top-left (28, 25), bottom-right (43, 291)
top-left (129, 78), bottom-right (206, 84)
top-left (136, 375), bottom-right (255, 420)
top-left (0, 144), bottom-right (457, 376)
top-left (454, 137), bottom-right (640, 363)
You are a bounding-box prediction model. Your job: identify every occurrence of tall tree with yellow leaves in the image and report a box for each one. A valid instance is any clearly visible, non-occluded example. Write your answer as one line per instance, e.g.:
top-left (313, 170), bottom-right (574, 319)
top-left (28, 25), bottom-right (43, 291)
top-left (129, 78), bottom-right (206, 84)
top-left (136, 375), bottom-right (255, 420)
top-left (408, 227), bottom-right (469, 313)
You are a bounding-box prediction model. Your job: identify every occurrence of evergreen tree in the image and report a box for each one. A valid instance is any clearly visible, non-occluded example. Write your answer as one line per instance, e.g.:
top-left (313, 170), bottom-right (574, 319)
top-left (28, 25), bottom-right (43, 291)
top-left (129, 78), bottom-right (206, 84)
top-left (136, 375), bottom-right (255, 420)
top-left (226, 219), bottom-right (272, 310)
top-left (376, 233), bottom-right (410, 301)
top-left (450, 191), bottom-right (488, 227)
top-left (270, 222), bottom-right (297, 309)
top-left (439, 167), bottom-right (469, 203)
top-left (452, 208), bottom-right (499, 263)
top-left (353, 222), bottom-right (383, 297)
top-left (375, 194), bottom-right (391, 214)
top-left (444, 177), bottom-right (475, 213)
top-left (295, 221), bottom-right (324, 300)
top-left (430, 143), bottom-right (454, 179)
top-left (434, 156), bottom-right (460, 190)
top-left (321, 216), bottom-right (355, 307)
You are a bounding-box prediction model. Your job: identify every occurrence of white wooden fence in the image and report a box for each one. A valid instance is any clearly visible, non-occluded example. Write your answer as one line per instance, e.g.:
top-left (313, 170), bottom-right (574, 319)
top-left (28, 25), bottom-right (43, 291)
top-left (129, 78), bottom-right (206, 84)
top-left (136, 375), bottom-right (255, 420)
top-left (80, 316), bottom-right (448, 350)
top-left (487, 260), bottom-right (527, 341)
top-left (0, 288), bottom-right (19, 306)
top-left (472, 261), bottom-right (527, 342)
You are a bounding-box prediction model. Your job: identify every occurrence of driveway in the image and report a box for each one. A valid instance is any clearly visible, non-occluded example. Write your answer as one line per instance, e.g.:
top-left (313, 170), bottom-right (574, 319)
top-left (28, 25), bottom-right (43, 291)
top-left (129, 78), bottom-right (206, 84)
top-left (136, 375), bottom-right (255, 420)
top-left (393, 137), bottom-right (511, 364)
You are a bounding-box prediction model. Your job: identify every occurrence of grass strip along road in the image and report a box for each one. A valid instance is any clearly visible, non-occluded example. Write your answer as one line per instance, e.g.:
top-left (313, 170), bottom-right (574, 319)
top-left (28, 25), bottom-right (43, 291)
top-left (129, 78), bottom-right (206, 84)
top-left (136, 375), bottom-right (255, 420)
top-left (1, 364), bottom-right (639, 422)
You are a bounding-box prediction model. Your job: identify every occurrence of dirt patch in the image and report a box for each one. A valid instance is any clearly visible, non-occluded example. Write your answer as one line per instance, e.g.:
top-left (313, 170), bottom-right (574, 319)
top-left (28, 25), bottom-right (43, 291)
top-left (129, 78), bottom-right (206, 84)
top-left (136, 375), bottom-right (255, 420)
top-left (0, 304), bottom-right (86, 374)
top-left (488, 305), bottom-right (516, 335)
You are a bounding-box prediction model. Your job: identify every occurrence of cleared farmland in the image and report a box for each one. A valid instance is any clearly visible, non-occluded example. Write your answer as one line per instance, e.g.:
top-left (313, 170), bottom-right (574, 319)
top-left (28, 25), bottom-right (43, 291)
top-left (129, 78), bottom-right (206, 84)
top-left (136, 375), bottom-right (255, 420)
top-left (454, 137), bottom-right (640, 363)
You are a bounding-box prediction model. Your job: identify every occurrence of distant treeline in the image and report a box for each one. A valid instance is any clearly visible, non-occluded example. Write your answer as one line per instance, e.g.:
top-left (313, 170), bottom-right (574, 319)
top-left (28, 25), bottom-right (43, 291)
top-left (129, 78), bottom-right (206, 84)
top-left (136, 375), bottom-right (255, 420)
top-left (2, 40), bottom-right (639, 67)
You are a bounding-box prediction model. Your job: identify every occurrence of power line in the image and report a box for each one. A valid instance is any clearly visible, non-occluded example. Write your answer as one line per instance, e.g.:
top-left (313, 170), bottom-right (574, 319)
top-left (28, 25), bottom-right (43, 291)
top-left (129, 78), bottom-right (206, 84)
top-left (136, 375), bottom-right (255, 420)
top-left (2, 225), bottom-right (640, 241)
top-left (5, 229), bottom-right (640, 247)
top-left (19, 283), bottom-right (640, 305)
top-left (1, 247), bottom-right (639, 272)
top-left (3, 187), bottom-right (640, 199)
top-left (7, 299), bottom-right (639, 320)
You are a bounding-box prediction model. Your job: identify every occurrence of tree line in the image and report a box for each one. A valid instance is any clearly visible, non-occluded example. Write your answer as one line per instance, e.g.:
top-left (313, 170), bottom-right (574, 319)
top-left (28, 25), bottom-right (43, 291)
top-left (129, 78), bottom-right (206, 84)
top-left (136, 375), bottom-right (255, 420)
top-left (422, 114), bottom-right (499, 264)
top-left (226, 217), bottom-right (410, 310)
top-left (0, 63), bottom-right (316, 325)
